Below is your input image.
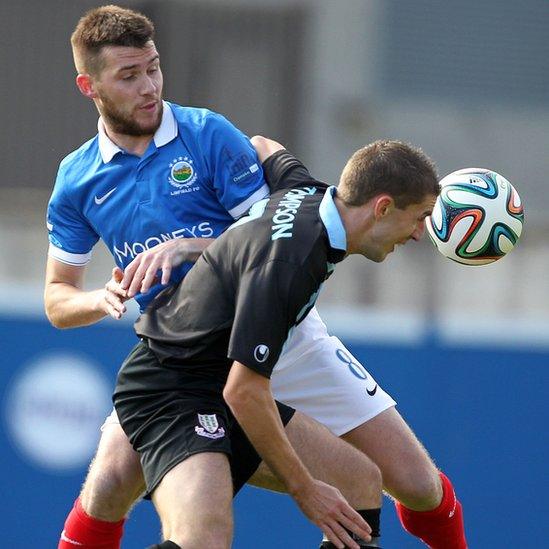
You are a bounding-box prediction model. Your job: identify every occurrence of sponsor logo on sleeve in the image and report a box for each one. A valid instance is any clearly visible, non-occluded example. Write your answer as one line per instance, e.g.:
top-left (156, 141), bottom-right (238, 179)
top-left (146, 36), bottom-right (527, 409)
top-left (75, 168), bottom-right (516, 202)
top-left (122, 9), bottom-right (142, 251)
top-left (48, 233), bottom-right (63, 248)
top-left (254, 344), bottom-right (270, 363)
top-left (229, 152), bottom-right (260, 183)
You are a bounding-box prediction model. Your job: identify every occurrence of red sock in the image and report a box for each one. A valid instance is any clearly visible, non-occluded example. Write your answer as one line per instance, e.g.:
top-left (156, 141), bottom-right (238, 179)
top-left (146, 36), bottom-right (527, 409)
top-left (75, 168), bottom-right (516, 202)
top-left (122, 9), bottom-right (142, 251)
top-left (58, 497), bottom-right (125, 549)
top-left (395, 471), bottom-right (467, 549)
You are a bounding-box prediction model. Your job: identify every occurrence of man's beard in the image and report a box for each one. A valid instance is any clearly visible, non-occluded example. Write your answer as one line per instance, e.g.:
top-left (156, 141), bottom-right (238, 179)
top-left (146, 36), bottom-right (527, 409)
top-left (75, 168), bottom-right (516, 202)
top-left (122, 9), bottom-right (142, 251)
top-left (99, 94), bottom-right (162, 136)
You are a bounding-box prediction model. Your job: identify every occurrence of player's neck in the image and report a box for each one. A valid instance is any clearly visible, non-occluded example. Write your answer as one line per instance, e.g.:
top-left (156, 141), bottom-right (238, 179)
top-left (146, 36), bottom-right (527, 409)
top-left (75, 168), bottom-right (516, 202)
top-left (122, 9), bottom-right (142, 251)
top-left (104, 125), bottom-right (154, 157)
top-left (334, 195), bottom-right (374, 255)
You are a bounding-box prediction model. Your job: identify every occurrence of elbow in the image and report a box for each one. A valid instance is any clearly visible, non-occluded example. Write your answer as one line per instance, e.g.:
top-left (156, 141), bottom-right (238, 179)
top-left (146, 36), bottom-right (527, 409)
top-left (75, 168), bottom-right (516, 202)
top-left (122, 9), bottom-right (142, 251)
top-left (44, 299), bottom-right (57, 327)
top-left (222, 384), bottom-right (238, 412)
top-left (44, 288), bottom-right (59, 327)
top-left (250, 135), bottom-right (268, 163)
top-left (223, 383), bottom-right (252, 419)
top-left (250, 135), bottom-right (284, 163)
top-left (250, 135), bottom-right (268, 149)
top-left (44, 296), bottom-right (70, 329)
top-left (44, 307), bottom-right (67, 329)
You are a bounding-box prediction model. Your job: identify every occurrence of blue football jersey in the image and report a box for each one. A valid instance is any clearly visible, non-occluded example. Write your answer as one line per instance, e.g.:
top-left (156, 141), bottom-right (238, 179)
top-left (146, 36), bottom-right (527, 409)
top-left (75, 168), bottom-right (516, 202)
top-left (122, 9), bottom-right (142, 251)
top-left (47, 102), bottom-right (268, 310)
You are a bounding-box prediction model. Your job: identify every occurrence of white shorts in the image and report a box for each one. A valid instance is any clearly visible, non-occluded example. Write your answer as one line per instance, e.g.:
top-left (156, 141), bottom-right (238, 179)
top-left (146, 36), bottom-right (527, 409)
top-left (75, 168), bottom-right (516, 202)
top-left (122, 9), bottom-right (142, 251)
top-left (271, 307), bottom-right (396, 436)
top-left (103, 307), bottom-right (396, 436)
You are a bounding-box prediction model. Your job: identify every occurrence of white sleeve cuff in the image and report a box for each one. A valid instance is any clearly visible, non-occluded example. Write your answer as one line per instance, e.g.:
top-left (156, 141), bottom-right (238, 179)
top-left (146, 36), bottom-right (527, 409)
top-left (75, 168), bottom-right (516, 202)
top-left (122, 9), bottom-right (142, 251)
top-left (228, 183), bottom-right (270, 219)
top-left (48, 243), bottom-right (92, 266)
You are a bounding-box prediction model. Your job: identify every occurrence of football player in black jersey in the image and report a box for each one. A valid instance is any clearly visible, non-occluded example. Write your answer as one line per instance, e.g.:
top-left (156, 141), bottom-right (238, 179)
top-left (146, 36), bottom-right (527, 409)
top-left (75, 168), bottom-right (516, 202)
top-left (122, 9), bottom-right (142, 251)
top-left (114, 137), bottom-right (441, 549)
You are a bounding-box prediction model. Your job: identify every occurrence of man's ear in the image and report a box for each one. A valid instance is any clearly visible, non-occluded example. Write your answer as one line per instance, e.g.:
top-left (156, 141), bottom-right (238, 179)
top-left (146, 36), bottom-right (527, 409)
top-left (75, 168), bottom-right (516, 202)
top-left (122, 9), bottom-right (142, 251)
top-left (76, 73), bottom-right (97, 99)
top-left (373, 195), bottom-right (394, 220)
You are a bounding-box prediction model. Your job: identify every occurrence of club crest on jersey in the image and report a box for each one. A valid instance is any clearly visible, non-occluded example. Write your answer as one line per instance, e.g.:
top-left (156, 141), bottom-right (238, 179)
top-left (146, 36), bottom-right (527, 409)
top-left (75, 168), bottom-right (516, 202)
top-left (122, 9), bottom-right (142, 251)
top-left (195, 413), bottom-right (225, 439)
top-left (168, 157), bottom-right (199, 195)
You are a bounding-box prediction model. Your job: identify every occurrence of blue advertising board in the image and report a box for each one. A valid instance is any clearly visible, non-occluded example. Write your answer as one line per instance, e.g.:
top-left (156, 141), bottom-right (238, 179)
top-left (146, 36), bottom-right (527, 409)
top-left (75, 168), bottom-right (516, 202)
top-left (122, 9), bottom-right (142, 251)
top-left (1, 314), bottom-right (547, 547)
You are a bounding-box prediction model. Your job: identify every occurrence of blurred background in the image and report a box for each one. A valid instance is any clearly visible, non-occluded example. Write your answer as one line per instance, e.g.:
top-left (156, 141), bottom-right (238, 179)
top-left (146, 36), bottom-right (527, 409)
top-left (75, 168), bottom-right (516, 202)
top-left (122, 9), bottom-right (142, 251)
top-left (0, 0), bottom-right (547, 546)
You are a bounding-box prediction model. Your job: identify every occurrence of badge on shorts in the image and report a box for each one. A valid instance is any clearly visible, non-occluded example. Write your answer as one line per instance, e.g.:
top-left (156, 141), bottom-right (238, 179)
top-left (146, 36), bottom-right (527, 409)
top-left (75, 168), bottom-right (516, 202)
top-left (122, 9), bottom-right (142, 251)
top-left (195, 413), bottom-right (226, 439)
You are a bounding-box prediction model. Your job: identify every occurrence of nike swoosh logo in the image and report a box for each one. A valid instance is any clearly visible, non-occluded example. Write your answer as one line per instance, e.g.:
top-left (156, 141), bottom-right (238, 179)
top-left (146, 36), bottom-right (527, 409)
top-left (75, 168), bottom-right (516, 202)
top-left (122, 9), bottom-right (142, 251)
top-left (94, 187), bottom-right (117, 205)
top-left (60, 530), bottom-right (83, 545)
top-left (449, 491), bottom-right (457, 518)
top-left (366, 384), bottom-right (378, 396)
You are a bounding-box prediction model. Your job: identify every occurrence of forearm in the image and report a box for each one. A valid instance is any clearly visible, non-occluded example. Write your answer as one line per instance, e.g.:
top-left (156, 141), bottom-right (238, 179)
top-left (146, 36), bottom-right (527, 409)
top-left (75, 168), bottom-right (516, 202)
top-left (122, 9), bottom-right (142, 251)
top-left (44, 282), bottom-right (107, 328)
top-left (225, 373), bottom-right (313, 495)
top-left (121, 237), bottom-right (215, 296)
top-left (179, 237), bottom-right (214, 262)
top-left (224, 362), bottom-right (373, 547)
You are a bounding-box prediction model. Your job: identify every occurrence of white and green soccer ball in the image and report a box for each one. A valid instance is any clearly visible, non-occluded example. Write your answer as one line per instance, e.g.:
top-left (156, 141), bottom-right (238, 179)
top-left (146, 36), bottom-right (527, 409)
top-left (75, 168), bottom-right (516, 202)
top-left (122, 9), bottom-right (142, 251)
top-left (426, 168), bottom-right (524, 265)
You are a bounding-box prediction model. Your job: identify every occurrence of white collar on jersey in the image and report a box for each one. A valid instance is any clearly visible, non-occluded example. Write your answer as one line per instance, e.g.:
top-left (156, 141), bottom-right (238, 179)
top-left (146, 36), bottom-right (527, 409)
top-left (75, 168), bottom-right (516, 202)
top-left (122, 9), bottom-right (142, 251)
top-left (97, 100), bottom-right (178, 163)
top-left (319, 186), bottom-right (347, 251)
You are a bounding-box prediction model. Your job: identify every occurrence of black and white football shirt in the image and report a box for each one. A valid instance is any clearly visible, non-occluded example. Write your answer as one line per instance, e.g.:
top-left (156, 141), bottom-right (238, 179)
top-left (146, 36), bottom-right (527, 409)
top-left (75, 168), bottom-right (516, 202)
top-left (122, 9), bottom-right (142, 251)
top-left (136, 150), bottom-right (347, 378)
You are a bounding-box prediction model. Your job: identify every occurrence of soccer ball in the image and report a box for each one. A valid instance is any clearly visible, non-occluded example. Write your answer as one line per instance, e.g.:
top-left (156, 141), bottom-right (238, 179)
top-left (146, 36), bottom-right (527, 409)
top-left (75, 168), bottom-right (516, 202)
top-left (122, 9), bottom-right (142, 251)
top-left (426, 168), bottom-right (524, 265)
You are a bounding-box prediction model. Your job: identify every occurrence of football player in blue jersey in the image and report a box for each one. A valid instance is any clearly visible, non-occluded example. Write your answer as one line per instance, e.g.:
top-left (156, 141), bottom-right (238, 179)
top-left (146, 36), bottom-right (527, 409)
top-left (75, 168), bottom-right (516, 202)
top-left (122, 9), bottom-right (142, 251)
top-left (46, 5), bottom-right (467, 549)
top-left (48, 6), bottom-right (379, 549)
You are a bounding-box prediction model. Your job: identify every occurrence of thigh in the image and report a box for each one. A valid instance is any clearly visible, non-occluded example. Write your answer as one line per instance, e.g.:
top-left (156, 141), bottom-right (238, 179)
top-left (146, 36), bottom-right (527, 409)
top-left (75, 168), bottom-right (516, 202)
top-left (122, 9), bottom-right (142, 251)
top-left (81, 419), bottom-right (145, 519)
top-left (152, 452), bottom-right (233, 547)
top-left (342, 406), bottom-right (441, 507)
top-left (250, 411), bottom-right (382, 509)
top-left (272, 334), bottom-right (396, 436)
top-left (87, 417), bottom-right (144, 486)
top-left (284, 411), bottom-right (382, 508)
top-left (114, 343), bottom-right (233, 496)
top-left (130, 398), bottom-right (231, 497)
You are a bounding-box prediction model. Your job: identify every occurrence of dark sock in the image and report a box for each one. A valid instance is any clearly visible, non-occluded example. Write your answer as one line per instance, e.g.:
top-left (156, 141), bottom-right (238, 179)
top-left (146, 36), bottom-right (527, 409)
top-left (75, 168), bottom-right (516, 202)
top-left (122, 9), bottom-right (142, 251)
top-left (319, 507), bottom-right (382, 548)
top-left (358, 508), bottom-right (380, 538)
top-left (146, 541), bottom-right (181, 549)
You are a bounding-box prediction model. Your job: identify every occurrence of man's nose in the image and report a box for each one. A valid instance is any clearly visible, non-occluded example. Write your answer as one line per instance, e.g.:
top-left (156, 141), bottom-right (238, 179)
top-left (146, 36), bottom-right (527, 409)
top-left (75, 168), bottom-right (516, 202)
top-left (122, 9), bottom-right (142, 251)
top-left (411, 219), bottom-right (426, 241)
top-left (141, 74), bottom-right (158, 95)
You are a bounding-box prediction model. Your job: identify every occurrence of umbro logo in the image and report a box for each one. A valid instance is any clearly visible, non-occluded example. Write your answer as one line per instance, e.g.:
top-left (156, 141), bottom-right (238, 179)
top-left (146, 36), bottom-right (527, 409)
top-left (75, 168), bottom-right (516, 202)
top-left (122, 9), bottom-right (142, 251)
top-left (254, 344), bottom-right (270, 363)
top-left (94, 187), bottom-right (117, 205)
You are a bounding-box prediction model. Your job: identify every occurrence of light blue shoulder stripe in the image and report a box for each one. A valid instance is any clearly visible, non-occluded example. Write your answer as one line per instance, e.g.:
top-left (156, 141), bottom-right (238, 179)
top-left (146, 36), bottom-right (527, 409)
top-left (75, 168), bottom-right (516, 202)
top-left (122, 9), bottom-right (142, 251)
top-left (319, 186), bottom-right (347, 251)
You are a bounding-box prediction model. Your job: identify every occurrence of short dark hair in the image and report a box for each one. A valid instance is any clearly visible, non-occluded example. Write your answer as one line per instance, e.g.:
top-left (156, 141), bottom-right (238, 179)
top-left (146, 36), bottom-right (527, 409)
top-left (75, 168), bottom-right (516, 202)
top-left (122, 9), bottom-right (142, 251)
top-left (338, 140), bottom-right (440, 208)
top-left (71, 5), bottom-right (155, 75)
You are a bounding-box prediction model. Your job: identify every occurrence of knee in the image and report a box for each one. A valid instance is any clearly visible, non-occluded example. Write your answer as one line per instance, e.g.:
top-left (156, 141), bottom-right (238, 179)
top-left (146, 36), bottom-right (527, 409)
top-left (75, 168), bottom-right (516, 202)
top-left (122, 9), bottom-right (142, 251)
top-left (344, 459), bottom-right (383, 510)
top-left (360, 461), bottom-right (383, 508)
top-left (248, 462), bottom-right (286, 493)
top-left (390, 468), bottom-right (443, 511)
top-left (168, 510), bottom-right (233, 549)
top-left (81, 451), bottom-right (145, 520)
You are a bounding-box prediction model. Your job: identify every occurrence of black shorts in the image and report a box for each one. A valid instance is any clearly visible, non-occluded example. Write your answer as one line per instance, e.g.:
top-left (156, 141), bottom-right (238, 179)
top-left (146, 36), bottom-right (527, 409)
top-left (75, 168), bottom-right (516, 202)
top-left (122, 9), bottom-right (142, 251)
top-left (113, 341), bottom-right (295, 497)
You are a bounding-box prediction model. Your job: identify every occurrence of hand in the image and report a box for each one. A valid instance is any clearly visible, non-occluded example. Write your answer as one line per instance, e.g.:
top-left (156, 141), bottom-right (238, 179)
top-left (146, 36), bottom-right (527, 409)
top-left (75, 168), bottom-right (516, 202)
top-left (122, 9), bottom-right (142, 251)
top-left (120, 238), bottom-right (212, 298)
top-left (100, 267), bottom-right (129, 320)
top-left (293, 479), bottom-right (371, 549)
